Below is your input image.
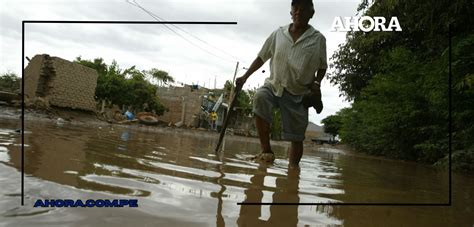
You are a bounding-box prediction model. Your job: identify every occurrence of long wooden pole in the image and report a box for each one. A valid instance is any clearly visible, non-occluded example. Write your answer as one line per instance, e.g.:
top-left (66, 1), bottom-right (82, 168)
top-left (229, 62), bottom-right (239, 105)
top-left (215, 62), bottom-right (240, 152)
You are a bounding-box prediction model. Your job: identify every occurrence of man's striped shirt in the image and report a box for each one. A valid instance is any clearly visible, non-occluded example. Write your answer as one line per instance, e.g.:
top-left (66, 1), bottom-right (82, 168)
top-left (258, 24), bottom-right (327, 97)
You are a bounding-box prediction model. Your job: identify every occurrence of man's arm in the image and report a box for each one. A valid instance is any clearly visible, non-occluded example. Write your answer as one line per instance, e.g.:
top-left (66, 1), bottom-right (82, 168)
top-left (310, 68), bottom-right (326, 91)
top-left (315, 68), bottom-right (326, 84)
top-left (235, 57), bottom-right (264, 87)
top-left (313, 35), bottom-right (327, 88)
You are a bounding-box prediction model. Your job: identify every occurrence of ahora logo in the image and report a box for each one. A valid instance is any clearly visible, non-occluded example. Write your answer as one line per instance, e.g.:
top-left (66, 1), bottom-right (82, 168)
top-left (331, 16), bottom-right (402, 32)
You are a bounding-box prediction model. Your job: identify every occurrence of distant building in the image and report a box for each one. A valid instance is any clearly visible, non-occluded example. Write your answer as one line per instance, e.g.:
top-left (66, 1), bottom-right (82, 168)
top-left (156, 85), bottom-right (256, 136)
top-left (23, 54), bottom-right (98, 111)
top-left (156, 85), bottom-right (210, 127)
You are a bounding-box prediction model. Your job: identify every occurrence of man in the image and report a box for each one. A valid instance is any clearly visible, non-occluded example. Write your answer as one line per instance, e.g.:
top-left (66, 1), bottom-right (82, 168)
top-left (236, 0), bottom-right (327, 165)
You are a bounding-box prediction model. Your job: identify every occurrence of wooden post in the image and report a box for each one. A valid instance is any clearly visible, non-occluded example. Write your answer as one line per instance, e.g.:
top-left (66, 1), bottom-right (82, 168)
top-left (215, 61), bottom-right (242, 153)
top-left (229, 62), bottom-right (239, 104)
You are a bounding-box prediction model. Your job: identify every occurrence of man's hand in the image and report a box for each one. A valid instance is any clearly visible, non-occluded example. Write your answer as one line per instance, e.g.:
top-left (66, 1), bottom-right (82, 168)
top-left (235, 57), bottom-right (264, 88)
top-left (303, 81), bottom-right (323, 114)
top-left (310, 81), bottom-right (320, 93)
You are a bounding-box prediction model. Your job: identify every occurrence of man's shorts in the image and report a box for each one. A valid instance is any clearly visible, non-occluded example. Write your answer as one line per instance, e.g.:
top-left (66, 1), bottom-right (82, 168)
top-left (253, 84), bottom-right (308, 142)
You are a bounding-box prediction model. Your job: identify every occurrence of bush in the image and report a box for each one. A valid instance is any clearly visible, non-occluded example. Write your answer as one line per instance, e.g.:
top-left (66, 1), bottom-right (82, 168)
top-left (0, 72), bottom-right (20, 92)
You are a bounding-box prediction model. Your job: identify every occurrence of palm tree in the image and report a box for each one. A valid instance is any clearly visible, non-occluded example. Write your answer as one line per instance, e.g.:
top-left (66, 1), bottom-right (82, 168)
top-left (146, 68), bottom-right (174, 87)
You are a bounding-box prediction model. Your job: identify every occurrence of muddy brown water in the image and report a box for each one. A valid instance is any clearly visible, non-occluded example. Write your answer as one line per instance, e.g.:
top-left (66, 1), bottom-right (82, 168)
top-left (0, 118), bottom-right (473, 226)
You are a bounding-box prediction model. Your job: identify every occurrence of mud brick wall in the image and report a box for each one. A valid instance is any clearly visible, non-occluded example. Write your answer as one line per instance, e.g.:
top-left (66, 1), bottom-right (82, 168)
top-left (48, 57), bottom-right (98, 111)
top-left (23, 54), bottom-right (98, 111)
top-left (23, 55), bottom-right (45, 99)
top-left (157, 86), bottom-right (208, 126)
top-left (158, 96), bottom-right (182, 124)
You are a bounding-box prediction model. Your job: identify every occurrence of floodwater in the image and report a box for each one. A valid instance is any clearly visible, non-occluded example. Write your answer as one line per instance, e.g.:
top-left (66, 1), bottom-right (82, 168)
top-left (0, 117), bottom-right (473, 226)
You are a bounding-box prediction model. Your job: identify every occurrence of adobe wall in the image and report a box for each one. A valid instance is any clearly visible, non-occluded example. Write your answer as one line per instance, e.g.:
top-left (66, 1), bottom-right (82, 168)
top-left (48, 57), bottom-right (98, 111)
top-left (157, 86), bottom-right (208, 126)
top-left (23, 55), bottom-right (45, 99)
top-left (23, 54), bottom-right (98, 112)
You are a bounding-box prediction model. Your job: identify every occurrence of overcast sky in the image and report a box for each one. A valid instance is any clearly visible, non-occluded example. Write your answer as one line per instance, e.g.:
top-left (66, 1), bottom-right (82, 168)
top-left (0, 0), bottom-right (360, 125)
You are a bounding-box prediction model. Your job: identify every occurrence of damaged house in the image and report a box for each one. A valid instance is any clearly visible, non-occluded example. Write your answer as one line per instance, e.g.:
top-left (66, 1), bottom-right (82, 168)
top-left (23, 54), bottom-right (98, 112)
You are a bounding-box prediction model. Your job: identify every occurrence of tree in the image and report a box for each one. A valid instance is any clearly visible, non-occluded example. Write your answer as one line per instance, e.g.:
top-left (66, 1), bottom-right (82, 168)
top-left (0, 72), bottom-right (20, 92)
top-left (224, 80), bottom-right (254, 116)
top-left (329, 0), bottom-right (472, 101)
top-left (145, 68), bottom-right (174, 86)
top-left (74, 57), bottom-right (166, 115)
top-left (321, 114), bottom-right (343, 140)
top-left (75, 56), bottom-right (108, 76)
top-left (329, 0), bottom-right (474, 172)
top-left (223, 80), bottom-right (233, 100)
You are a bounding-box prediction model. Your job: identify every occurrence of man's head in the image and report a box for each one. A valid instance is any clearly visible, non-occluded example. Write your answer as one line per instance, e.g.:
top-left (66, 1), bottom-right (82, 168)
top-left (290, 0), bottom-right (315, 28)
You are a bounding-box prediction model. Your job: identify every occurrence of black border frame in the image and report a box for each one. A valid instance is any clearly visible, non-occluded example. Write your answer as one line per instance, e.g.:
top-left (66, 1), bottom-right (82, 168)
top-left (20, 20), bottom-right (451, 207)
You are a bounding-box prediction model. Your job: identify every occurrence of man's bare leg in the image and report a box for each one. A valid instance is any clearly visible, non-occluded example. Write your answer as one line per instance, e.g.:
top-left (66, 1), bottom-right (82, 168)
top-left (255, 115), bottom-right (272, 153)
top-left (289, 141), bottom-right (303, 165)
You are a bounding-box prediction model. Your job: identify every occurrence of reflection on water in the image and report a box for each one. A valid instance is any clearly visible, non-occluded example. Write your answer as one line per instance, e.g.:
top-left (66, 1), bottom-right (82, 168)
top-left (0, 118), bottom-right (473, 226)
top-left (236, 165), bottom-right (341, 226)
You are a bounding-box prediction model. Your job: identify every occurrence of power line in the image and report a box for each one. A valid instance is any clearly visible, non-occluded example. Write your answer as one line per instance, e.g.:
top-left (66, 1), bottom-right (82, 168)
top-left (129, 0), bottom-right (242, 62)
top-left (126, 0), bottom-right (245, 65)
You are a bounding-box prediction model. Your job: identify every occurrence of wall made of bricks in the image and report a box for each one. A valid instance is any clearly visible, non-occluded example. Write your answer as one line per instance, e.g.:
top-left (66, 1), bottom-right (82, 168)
top-left (157, 86), bottom-right (207, 126)
top-left (48, 57), bottom-right (98, 111)
top-left (23, 55), bottom-right (45, 99)
top-left (158, 96), bottom-right (182, 124)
